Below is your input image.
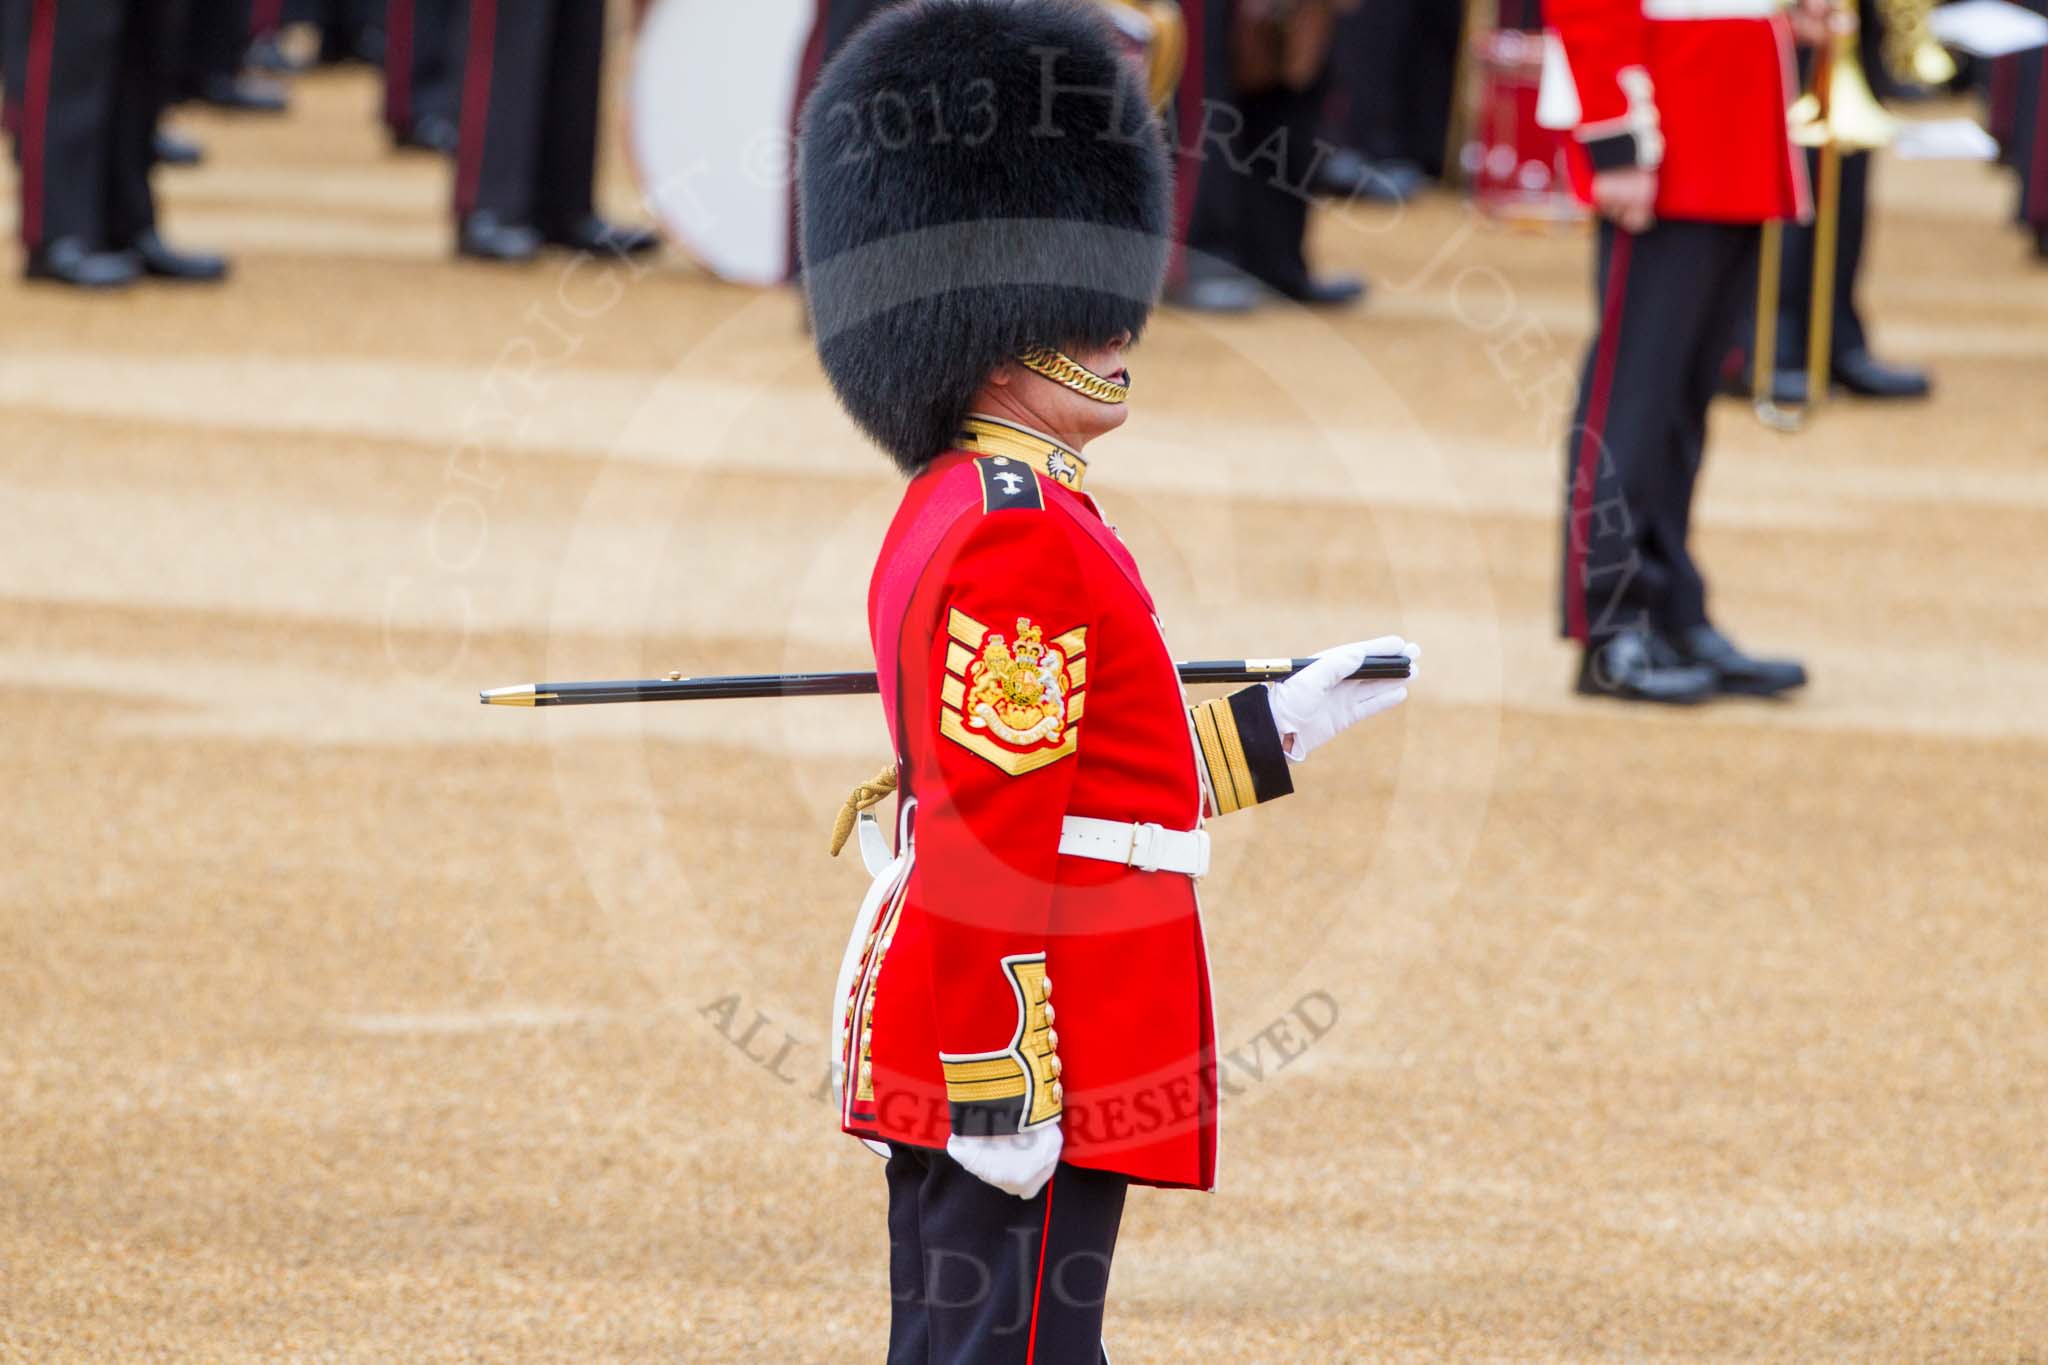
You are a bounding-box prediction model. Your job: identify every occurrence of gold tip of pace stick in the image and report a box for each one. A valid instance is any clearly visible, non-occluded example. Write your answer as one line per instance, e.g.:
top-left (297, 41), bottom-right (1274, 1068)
top-left (480, 684), bottom-right (539, 707)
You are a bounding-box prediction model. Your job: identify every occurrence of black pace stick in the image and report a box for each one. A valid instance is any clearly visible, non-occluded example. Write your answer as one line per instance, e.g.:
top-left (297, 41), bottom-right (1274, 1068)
top-left (478, 656), bottom-right (1412, 707)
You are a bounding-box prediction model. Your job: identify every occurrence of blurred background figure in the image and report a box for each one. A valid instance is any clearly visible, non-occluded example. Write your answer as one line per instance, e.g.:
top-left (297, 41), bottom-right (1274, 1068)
top-left (1993, 23), bottom-right (2048, 259)
top-left (244, 0), bottom-right (300, 72)
top-left (292, 0), bottom-right (384, 66)
top-left (1549, 0), bottom-right (1819, 704)
top-left (1749, 0), bottom-right (1934, 404)
top-left (814, 0), bottom-right (897, 56)
top-left (1177, 0), bottom-right (1367, 312)
top-left (154, 119), bottom-right (208, 168)
top-left (1455, 0), bottom-right (1596, 225)
top-left (1315, 0), bottom-right (1466, 201)
top-left (789, 0), bottom-right (899, 279)
top-left (453, 1), bottom-right (657, 263)
top-left (2, 0), bottom-right (230, 288)
top-left (382, 0), bottom-right (460, 153)
top-left (180, 0), bottom-right (289, 113)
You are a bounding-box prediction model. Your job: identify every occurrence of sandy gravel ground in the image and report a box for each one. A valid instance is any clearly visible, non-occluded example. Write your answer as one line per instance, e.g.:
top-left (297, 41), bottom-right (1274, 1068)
top-left (3, 48), bottom-right (2047, 1365)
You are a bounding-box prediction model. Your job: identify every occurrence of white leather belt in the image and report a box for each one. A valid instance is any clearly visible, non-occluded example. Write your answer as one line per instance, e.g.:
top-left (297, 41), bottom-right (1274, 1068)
top-left (1058, 816), bottom-right (1210, 877)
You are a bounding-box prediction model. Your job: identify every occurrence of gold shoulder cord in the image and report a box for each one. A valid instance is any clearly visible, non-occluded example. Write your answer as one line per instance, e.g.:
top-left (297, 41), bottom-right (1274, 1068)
top-left (1016, 347), bottom-right (1131, 406)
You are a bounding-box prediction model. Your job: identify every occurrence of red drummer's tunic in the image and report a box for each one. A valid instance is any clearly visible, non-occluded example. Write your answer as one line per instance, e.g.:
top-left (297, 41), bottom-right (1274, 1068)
top-left (839, 429), bottom-right (1294, 1190)
top-left (1543, 0), bottom-right (1811, 223)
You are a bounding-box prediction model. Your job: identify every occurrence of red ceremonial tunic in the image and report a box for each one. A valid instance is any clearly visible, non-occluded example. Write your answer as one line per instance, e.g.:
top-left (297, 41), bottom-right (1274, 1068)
top-left (837, 421), bottom-right (1294, 1190)
top-left (1542, 0), bottom-right (1811, 223)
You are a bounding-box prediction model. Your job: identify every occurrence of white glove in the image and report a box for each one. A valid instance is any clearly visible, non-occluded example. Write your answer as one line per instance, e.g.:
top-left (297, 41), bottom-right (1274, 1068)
top-left (1266, 636), bottom-right (1420, 762)
top-left (947, 1124), bottom-right (1063, 1200)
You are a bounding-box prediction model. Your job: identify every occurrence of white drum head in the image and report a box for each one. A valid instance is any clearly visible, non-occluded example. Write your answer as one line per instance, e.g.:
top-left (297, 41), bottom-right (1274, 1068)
top-left (630, 0), bottom-right (815, 286)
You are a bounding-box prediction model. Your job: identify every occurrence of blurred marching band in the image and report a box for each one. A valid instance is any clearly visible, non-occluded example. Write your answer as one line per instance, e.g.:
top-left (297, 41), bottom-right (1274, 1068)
top-left (2, 0), bottom-right (2041, 704)
top-left (3, 0), bottom-right (2043, 298)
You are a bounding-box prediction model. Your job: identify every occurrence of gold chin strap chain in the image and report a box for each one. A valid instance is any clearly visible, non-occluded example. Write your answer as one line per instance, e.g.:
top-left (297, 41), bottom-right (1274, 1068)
top-left (828, 763), bottom-right (900, 857)
top-left (1017, 347), bottom-right (1131, 406)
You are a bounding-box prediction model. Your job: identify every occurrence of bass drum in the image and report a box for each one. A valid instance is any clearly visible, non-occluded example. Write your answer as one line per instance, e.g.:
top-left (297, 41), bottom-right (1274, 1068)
top-left (1465, 27), bottom-right (1584, 226)
top-left (629, 0), bottom-right (815, 286)
top-left (1097, 0), bottom-right (1189, 111)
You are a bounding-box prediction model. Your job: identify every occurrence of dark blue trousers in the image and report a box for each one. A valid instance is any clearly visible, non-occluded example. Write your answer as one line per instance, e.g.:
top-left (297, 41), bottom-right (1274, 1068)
top-left (885, 1144), bottom-right (1127, 1365)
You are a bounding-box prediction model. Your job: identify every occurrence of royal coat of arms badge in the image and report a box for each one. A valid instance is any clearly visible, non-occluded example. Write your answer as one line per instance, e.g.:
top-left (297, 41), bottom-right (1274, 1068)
top-left (938, 611), bottom-right (1088, 775)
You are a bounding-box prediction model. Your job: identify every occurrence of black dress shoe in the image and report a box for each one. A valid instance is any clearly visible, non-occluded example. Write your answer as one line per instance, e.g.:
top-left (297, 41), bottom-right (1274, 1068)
top-left (393, 112), bottom-right (459, 155)
top-left (133, 230), bottom-right (230, 282)
top-left (1310, 150), bottom-right (1425, 204)
top-left (544, 216), bottom-right (660, 255)
top-left (1766, 368), bottom-right (1812, 406)
top-left (1576, 629), bottom-right (1718, 705)
top-left (1275, 274), bottom-right (1367, 308)
top-left (1833, 348), bottom-right (1931, 400)
top-left (318, 27), bottom-right (384, 66)
top-left (154, 130), bottom-right (205, 166)
top-left (1166, 274), bottom-right (1264, 314)
top-left (195, 73), bottom-right (288, 113)
top-left (1670, 624), bottom-right (1807, 698)
top-left (245, 35), bottom-right (305, 75)
top-left (25, 238), bottom-right (141, 289)
top-left (458, 213), bottom-right (543, 262)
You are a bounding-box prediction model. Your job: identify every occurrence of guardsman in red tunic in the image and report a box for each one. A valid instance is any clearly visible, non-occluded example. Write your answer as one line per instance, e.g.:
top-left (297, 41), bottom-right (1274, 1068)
top-left (1540, 0), bottom-right (1827, 701)
top-left (799, 3), bottom-right (1418, 1360)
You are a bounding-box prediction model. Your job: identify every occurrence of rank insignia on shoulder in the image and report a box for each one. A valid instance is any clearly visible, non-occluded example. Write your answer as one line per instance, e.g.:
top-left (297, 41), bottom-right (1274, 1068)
top-left (976, 456), bottom-right (1044, 513)
top-left (939, 608), bottom-right (1087, 776)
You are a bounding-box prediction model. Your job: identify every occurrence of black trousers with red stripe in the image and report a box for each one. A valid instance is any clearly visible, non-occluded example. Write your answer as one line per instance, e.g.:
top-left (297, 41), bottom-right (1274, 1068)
top-left (383, 0), bottom-right (460, 138)
top-left (1561, 218), bottom-right (1761, 646)
top-left (453, 0), bottom-right (603, 229)
top-left (821, 0), bottom-right (896, 56)
top-left (2, 0), bottom-right (175, 252)
top-left (178, 0), bottom-right (250, 97)
top-left (279, 0), bottom-right (378, 51)
top-left (1321, 0), bottom-right (1461, 179)
top-left (0, 1), bottom-right (13, 129)
top-left (1185, 0), bottom-right (1333, 297)
top-left (1767, 149), bottom-right (1872, 372)
top-left (886, 1144), bottom-right (1125, 1365)
top-left (247, 0), bottom-right (285, 38)
top-left (2017, 47), bottom-right (2048, 230)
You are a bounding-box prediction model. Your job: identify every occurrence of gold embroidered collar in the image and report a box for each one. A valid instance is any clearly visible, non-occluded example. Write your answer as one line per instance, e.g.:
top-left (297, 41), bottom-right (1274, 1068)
top-left (957, 415), bottom-right (1089, 493)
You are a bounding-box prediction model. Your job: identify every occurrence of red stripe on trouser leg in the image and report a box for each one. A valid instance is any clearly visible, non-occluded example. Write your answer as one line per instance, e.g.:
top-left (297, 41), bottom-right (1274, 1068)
top-left (1024, 1172), bottom-right (1057, 1365)
top-left (455, 0), bottom-right (498, 217)
top-left (19, 0), bottom-right (56, 249)
top-left (2030, 51), bottom-right (2048, 223)
top-left (1566, 231), bottom-right (1634, 643)
top-left (385, 0), bottom-right (416, 131)
top-left (785, 0), bottom-right (834, 281)
top-left (1167, 0), bottom-right (1206, 285)
top-left (1988, 57), bottom-right (2016, 143)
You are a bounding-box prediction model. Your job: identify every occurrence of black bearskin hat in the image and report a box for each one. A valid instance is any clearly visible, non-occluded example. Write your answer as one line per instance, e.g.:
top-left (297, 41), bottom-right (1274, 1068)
top-left (798, 0), bottom-right (1173, 474)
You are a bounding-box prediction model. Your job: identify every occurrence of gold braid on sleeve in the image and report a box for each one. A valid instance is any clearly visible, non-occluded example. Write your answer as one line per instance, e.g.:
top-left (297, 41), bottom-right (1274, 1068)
top-left (828, 763), bottom-right (901, 856)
